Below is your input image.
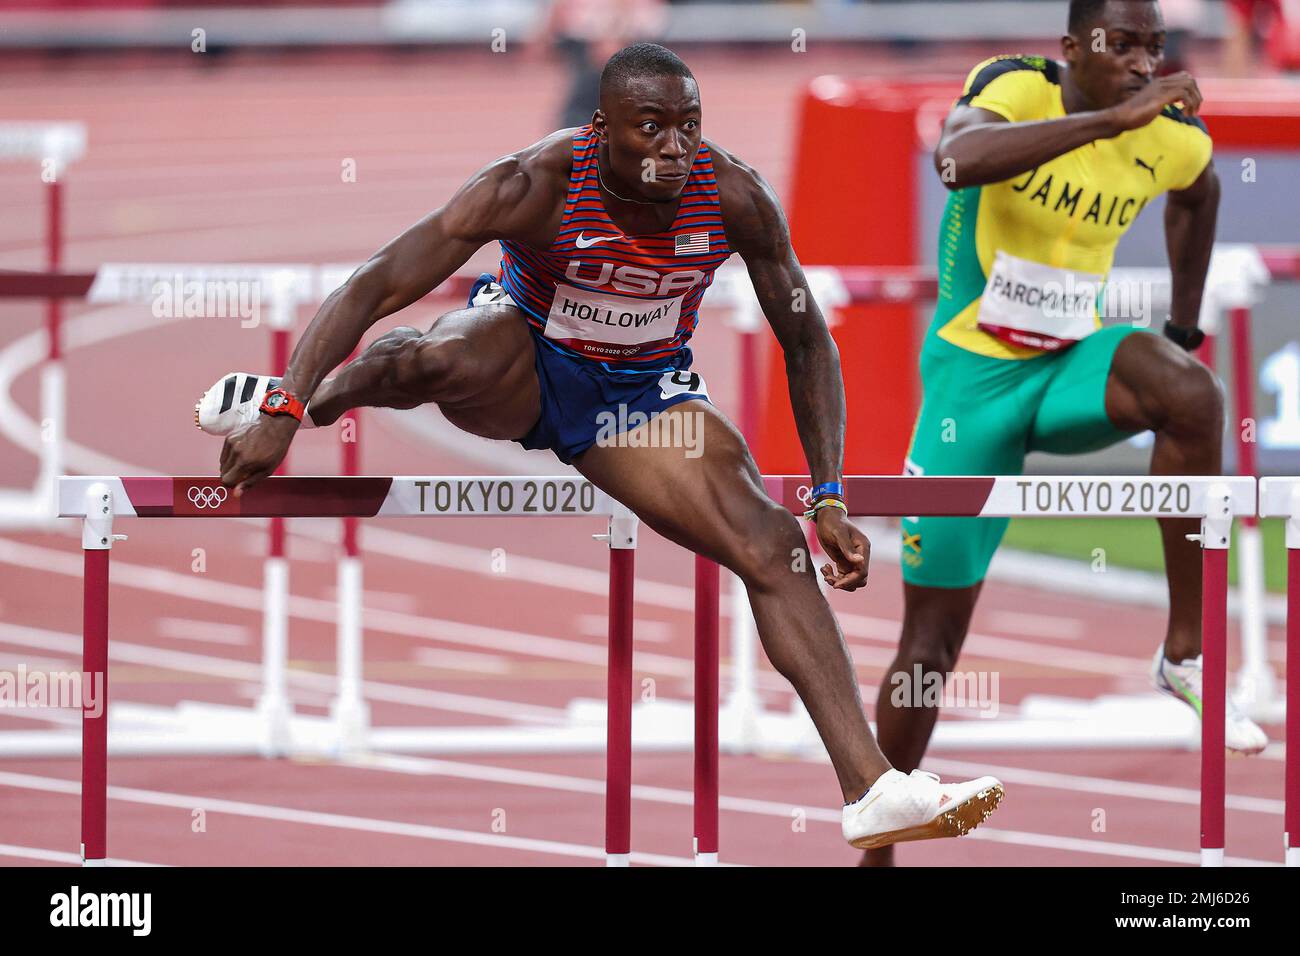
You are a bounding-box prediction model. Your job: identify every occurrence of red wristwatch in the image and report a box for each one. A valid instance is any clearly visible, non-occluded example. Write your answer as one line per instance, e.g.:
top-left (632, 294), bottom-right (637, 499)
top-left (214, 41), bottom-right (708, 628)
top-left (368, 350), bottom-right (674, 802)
top-left (259, 386), bottom-right (306, 422)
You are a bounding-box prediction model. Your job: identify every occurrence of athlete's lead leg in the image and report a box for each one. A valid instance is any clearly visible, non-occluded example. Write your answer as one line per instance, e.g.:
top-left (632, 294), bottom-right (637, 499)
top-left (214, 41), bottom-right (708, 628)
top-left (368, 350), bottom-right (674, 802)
top-left (574, 400), bottom-right (890, 803)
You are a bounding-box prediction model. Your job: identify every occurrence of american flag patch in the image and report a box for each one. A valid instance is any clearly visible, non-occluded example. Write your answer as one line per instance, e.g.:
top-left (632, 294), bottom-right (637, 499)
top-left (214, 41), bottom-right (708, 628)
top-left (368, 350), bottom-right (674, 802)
top-left (674, 233), bottom-right (710, 256)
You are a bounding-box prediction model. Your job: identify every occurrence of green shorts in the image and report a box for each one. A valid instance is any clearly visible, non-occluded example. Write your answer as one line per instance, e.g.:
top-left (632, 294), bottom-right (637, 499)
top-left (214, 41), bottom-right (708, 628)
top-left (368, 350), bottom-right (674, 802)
top-left (901, 324), bottom-right (1146, 589)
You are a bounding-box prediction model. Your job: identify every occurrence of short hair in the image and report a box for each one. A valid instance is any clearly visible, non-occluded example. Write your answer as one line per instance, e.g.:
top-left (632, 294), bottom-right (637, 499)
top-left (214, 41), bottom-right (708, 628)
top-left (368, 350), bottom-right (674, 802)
top-left (1068, 0), bottom-right (1156, 33)
top-left (599, 43), bottom-right (695, 102)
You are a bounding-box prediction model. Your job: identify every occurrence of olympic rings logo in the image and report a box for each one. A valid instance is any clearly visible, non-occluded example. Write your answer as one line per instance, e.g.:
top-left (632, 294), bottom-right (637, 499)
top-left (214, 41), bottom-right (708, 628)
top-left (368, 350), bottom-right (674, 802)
top-left (795, 485), bottom-right (813, 506)
top-left (187, 485), bottom-right (229, 509)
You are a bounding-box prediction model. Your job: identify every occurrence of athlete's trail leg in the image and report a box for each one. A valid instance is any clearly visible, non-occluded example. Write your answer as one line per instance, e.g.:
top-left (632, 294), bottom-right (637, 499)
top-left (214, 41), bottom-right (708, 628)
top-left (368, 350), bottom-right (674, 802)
top-left (307, 304), bottom-right (540, 441)
top-left (574, 400), bottom-right (891, 802)
top-left (1106, 333), bottom-right (1225, 662)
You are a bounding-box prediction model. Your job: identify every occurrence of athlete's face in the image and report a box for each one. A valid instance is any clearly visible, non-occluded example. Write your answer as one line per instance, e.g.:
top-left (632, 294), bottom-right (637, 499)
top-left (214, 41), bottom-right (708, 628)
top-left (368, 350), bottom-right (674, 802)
top-left (1064, 0), bottom-right (1167, 109)
top-left (593, 75), bottom-right (702, 202)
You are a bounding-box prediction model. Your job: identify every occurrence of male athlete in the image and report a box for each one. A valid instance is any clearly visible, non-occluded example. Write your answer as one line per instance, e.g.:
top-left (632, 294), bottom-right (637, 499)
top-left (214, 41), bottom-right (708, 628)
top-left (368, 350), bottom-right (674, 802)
top-left (196, 43), bottom-right (1004, 853)
top-left (861, 0), bottom-right (1267, 866)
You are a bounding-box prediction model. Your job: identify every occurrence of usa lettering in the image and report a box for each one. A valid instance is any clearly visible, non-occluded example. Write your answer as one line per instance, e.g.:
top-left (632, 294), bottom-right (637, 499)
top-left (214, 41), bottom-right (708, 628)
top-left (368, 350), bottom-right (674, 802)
top-left (565, 259), bottom-right (704, 296)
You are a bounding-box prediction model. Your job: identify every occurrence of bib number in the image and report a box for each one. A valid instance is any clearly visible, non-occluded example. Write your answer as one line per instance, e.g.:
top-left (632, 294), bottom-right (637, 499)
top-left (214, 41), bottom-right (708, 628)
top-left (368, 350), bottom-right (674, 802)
top-left (658, 370), bottom-right (708, 400)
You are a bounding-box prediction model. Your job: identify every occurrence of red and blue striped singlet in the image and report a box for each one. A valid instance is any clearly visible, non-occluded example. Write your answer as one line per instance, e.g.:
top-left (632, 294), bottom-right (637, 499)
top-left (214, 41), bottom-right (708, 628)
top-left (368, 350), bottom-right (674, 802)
top-left (497, 127), bottom-right (732, 365)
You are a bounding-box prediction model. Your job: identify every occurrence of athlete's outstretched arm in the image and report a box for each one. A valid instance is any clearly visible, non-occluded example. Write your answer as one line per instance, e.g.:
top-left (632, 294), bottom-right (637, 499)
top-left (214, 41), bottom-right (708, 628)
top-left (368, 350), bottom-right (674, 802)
top-left (1164, 163), bottom-right (1220, 333)
top-left (935, 73), bottom-right (1203, 190)
top-left (219, 150), bottom-right (553, 493)
top-left (720, 157), bottom-right (869, 591)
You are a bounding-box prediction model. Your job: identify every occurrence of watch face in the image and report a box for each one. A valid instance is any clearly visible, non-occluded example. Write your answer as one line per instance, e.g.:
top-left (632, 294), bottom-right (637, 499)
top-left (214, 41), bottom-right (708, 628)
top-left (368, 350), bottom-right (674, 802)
top-left (266, 392), bottom-right (287, 409)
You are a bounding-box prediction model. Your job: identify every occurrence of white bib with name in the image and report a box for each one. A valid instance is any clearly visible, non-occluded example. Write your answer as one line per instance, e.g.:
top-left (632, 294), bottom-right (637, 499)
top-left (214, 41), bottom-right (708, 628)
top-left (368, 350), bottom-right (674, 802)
top-left (545, 283), bottom-right (683, 360)
top-left (976, 251), bottom-right (1104, 351)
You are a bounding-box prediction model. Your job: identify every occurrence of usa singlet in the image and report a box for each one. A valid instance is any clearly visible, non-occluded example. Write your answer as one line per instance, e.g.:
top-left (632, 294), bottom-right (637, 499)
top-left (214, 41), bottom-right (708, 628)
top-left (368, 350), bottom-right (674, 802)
top-left (497, 127), bottom-right (732, 365)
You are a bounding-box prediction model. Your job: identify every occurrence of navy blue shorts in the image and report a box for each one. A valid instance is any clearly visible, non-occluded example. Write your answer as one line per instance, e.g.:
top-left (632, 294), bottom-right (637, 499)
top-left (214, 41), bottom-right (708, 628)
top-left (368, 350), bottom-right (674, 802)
top-left (468, 274), bottom-right (712, 465)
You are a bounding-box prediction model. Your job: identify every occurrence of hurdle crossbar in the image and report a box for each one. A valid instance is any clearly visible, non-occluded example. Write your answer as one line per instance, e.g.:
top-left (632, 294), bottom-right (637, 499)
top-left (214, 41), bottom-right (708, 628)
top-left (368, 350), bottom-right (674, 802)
top-left (59, 473), bottom-right (1270, 867)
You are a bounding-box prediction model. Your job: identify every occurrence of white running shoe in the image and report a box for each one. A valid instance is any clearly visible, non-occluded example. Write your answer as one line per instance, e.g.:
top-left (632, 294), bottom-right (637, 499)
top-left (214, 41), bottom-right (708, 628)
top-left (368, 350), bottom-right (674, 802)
top-left (1150, 647), bottom-right (1268, 755)
top-left (195, 372), bottom-right (315, 436)
top-left (842, 768), bottom-right (1004, 850)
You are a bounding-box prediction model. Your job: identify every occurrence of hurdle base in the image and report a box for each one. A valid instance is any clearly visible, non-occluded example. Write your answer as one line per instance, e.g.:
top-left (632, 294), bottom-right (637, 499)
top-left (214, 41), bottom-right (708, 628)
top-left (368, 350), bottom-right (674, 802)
top-left (1231, 670), bottom-right (1286, 725)
top-left (1201, 848), bottom-right (1225, 867)
top-left (253, 693), bottom-right (295, 759)
top-left (605, 853), bottom-right (630, 867)
top-left (329, 695), bottom-right (372, 758)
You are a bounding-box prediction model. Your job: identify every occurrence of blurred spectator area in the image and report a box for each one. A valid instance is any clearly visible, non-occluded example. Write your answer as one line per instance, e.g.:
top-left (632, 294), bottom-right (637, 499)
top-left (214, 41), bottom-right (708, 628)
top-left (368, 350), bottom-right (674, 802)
top-left (0, 1), bottom-right (1295, 73)
top-left (0, 1), bottom-right (1254, 46)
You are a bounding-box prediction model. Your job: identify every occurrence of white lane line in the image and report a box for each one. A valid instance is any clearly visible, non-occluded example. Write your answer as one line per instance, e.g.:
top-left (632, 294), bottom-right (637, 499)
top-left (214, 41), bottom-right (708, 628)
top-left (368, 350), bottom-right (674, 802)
top-left (0, 842), bottom-right (164, 867)
top-left (339, 752), bottom-right (1279, 866)
top-left (156, 617), bottom-right (250, 646)
top-left (321, 586), bottom-right (420, 615)
top-left (924, 756), bottom-right (1285, 814)
top-left (575, 614), bottom-right (673, 645)
top-left (980, 610), bottom-right (1085, 641)
top-left (960, 828), bottom-right (1276, 867)
top-left (411, 647), bottom-right (513, 675)
top-left (0, 770), bottom-right (700, 867)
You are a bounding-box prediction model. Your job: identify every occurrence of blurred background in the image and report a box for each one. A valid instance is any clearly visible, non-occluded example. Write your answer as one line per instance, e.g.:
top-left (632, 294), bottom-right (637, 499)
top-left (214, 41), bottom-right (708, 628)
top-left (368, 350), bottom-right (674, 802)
top-left (0, 1), bottom-right (1297, 865)
top-left (3, 0), bottom-right (1297, 560)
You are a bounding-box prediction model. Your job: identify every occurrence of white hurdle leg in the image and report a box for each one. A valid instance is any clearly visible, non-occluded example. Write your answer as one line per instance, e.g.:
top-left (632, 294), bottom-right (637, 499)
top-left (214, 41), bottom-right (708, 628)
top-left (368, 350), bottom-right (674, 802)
top-left (1232, 521), bottom-right (1278, 719)
top-left (331, 553), bottom-right (370, 754)
top-left (721, 572), bottom-right (761, 752)
top-left (255, 555), bottom-right (292, 757)
top-left (35, 358), bottom-right (65, 523)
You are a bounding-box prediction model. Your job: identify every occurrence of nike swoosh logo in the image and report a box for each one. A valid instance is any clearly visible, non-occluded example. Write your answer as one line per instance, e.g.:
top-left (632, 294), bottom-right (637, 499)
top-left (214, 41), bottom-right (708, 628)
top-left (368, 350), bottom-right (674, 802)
top-left (575, 233), bottom-right (621, 249)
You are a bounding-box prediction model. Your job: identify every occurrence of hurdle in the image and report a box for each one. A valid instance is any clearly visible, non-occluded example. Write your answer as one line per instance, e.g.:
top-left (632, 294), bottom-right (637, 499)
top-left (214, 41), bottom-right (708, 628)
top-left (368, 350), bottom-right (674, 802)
top-left (1258, 477), bottom-right (1300, 868)
top-left (60, 473), bottom-right (1263, 866)
top-left (0, 121), bottom-right (85, 529)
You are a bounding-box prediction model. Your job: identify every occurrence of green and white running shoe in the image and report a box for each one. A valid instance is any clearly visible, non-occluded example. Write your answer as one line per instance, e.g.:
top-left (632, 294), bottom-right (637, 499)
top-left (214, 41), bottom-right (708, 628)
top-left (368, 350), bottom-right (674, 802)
top-left (1151, 647), bottom-right (1268, 755)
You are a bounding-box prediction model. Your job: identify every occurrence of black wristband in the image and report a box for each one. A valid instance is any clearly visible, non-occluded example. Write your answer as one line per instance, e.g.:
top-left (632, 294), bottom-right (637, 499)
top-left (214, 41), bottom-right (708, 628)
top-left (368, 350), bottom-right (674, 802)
top-left (1163, 320), bottom-right (1206, 352)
